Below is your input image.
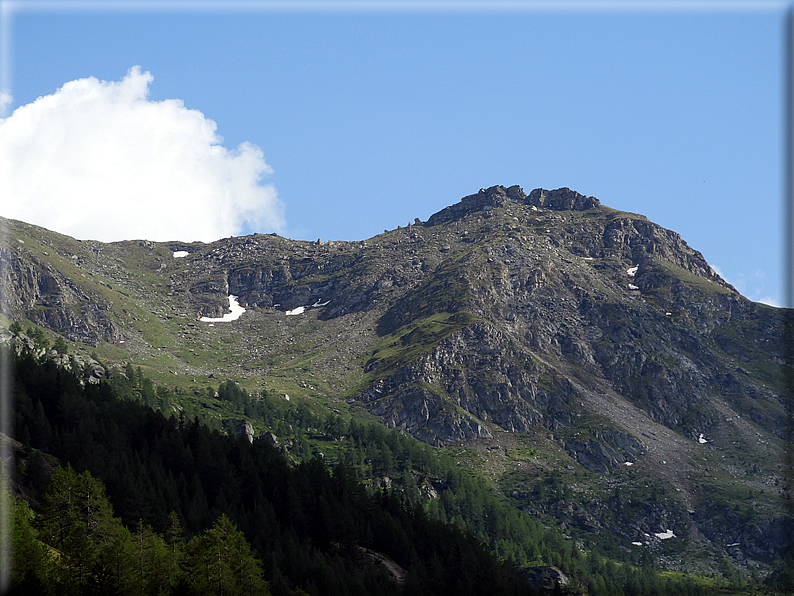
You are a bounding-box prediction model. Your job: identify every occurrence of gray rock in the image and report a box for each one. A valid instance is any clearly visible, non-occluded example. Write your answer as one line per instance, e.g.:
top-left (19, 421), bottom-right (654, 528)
top-left (231, 419), bottom-right (254, 444)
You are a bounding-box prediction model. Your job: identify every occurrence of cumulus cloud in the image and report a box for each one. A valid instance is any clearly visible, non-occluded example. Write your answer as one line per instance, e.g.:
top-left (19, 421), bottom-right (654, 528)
top-left (0, 66), bottom-right (284, 242)
top-left (0, 91), bottom-right (11, 116)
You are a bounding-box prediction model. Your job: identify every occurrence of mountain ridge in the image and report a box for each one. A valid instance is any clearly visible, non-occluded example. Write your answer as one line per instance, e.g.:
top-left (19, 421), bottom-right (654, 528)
top-left (2, 184), bottom-right (791, 575)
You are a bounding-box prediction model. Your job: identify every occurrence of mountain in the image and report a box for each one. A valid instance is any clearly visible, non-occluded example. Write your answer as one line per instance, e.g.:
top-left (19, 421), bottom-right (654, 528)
top-left (2, 184), bottom-right (791, 577)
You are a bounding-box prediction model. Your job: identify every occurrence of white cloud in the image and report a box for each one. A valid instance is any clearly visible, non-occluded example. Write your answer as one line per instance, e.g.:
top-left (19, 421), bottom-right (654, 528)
top-left (0, 91), bottom-right (11, 117)
top-left (0, 67), bottom-right (284, 242)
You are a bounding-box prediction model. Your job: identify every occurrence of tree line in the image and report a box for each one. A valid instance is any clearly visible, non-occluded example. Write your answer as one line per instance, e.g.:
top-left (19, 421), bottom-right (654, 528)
top-left (10, 465), bottom-right (267, 595)
top-left (10, 350), bottom-right (535, 595)
top-left (9, 347), bottom-right (741, 595)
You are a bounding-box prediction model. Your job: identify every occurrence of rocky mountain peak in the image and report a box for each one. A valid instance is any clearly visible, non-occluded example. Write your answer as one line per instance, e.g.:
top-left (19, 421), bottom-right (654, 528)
top-left (425, 185), bottom-right (600, 226)
top-left (526, 186), bottom-right (601, 211)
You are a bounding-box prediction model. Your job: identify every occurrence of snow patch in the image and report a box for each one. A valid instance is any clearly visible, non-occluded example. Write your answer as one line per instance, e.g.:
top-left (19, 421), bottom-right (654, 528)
top-left (627, 265), bottom-right (638, 276)
top-left (199, 295), bottom-right (246, 323)
top-left (312, 299), bottom-right (331, 308)
top-left (628, 284), bottom-right (639, 290)
top-left (286, 306), bottom-right (306, 316)
top-left (727, 542), bottom-right (740, 547)
top-left (698, 434), bottom-right (708, 444)
top-left (631, 541), bottom-right (643, 546)
top-left (655, 529), bottom-right (675, 540)
top-left (173, 251), bottom-right (189, 258)
top-left (624, 462), bottom-right (634, 466)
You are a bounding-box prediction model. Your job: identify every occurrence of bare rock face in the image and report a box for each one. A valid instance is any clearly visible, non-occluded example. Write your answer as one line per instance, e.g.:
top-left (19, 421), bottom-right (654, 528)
top-left (359, 320), bottom-right (578, 443)
top-left (526, 187), bottom-right (600, 211)
top-left (2, 238), bottom-right (122, 346)
top-left (565, 429), bottom-right (645, 474)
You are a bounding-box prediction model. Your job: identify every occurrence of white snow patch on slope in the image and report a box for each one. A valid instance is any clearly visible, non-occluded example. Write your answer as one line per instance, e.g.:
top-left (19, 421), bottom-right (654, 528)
top-left (627, 266), bottom-right (638, 276)
top-left (628, 284), bottom-right (639, 290)
top-left (200, 295), bottom-right (245, 322)
top-left (655, 529), bottom-right (675, 540)
top-left (698, 434), bottom-right (708, 444)
top-left (286, 306), bottom-right (306, 316)
top-left (173, 251), bottom-right (189, 258)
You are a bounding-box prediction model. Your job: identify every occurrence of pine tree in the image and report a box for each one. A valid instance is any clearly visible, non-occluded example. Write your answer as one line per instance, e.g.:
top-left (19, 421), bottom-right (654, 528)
top-left (183, 514), bottom-right (270, 595)
top-left (35, 465), bottom-right (130, 594)
top-left (164, 511), bottom-right (186, 586)
top-left (7, 491), bottom-right (54, 594)
top-left (131, 519), bottom-right (173, 596)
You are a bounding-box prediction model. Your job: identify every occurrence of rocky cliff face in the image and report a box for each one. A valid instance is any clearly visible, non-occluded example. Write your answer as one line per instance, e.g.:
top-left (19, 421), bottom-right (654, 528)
top-left (2, 184), bottom-right (790, 571)
top-left (1, 235), bottom-right (123, 345)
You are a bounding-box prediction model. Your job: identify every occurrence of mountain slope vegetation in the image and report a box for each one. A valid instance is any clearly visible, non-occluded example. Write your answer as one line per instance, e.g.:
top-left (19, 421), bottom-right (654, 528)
top-left (9, 348), bottom-right (747, 594)
top-left (2, 184), bottom-right (792, 587)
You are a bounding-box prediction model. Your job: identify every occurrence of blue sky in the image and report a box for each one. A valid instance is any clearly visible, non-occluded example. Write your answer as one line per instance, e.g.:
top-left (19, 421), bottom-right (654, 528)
top-left (0, 1), bottom-right (786, 305)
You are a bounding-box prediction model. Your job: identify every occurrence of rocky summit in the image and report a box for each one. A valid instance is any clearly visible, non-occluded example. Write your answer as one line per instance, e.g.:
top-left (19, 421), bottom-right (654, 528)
top-left (2, 184), bottom-right (791, 573)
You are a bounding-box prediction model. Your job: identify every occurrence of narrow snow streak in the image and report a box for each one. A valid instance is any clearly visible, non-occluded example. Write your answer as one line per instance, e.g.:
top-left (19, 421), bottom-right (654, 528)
top-left (200, 295), bottom-right (245, 322)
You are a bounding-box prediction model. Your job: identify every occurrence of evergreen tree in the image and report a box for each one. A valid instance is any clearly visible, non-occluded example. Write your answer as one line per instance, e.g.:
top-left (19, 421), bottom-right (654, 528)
top-left (130, 520), bottom-right (173, 596)
top-left (35, 465), bottom-right (130, 594)
top-left (7, 491), bottom-right (55, 595)
top-left (183, 514), bottom-right (269, 596)
top-left (164, 511), bottom-right (186, 587)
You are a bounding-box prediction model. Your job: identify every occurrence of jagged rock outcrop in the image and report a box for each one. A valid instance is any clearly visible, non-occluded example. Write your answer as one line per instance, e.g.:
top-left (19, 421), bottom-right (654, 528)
top-left (526, 187), bottom-right (601, 211)
top-left (522, 566), bottom-right (569, 590)
top-left (231, 419), bottom-right (255, 444)
top-left (10, 331), bottom-right (107, 385)
top-left (693, 506), bottom-right (792, 564)
top-left (426, 185), bottom-right (599, 226)
top-left (565, 428), bottom-right (645, 473)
